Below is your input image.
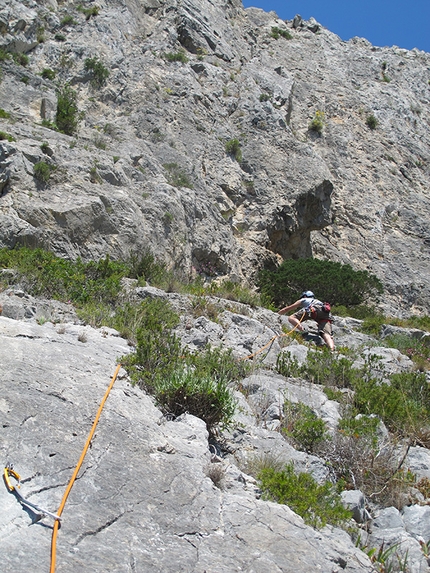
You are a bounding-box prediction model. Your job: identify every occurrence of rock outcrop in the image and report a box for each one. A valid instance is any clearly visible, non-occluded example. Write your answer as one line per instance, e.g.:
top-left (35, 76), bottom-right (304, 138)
top-left (0, 0), bottom-right (429, 313)
top-left (2, 286), bottom-right (430, 572)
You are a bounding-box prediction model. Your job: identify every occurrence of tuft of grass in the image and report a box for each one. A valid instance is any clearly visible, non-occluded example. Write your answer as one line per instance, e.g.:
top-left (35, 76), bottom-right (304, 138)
top-left (164, 50), bottom-right (188, 63)
top-left (60, 14), bottom-right (77, 27)
top-left (271, 27), bottom-right (292, 40)
top-left (225, 138), bottom-right (242, 163)
top-left (41, 68), bottom-right (56, 80)
top-left (0, 131), bottom-right (15, 142)
top-left (258, 462), bottom-right (351, 529)
top-left (13, 53), bottom-right (29, 66)
top-left (163, 163), bottom-right (193, 189)
top-left (33, 161), bottom-right (54, 183)
top-left (77, 4), bottom-right (100, 19)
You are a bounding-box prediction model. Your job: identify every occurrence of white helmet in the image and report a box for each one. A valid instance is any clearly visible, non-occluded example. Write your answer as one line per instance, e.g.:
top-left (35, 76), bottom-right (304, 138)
top-left (301, 290), bottom-right (314, 298)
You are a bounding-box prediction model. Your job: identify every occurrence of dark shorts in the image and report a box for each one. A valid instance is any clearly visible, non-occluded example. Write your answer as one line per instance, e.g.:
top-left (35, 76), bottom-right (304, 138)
top-left (294, 308), bottom-right (333, 336)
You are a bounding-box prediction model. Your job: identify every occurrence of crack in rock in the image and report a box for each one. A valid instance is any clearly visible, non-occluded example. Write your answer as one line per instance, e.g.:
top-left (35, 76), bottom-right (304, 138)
top-left (74, 513), bottom-right (125, 545)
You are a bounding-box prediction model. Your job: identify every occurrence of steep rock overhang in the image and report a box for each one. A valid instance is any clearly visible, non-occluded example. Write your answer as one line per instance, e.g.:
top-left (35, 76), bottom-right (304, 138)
top-left (267, 179), bottom-right (333, 259)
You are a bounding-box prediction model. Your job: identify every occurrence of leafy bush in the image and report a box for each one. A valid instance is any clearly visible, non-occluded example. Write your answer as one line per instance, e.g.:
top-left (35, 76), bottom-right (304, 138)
top-left (77, 4), bottom-right (100, 19)
top-left (282, 401), bottom-right (328, 453)
top-left (121, 298), bottom-right (183, 383)
top-left (0, 248), bottom-right (127, 305)
top-left (60, 14), bottom-right (77, 26)
top-left (225, 138), bottom-right (242, 162)
top-left (56, 85), bottom-right (79, 135)
top-left (12, 53), bottom-right (29, 66)
top-left (33, 161), bottom-right (53, 183)
top-left (0, 49), bottom-right (11, 62)
top-left (258, 463), bottom-right (351, 528)
top-left (259, 93), bottom-right (271, 102)
top-left (0, 108), bottom-right (10, 119)
top-left (257, 257), bottom-right (383, 308)
top-left (186, 345), bottom-right (250, 383)
top-left (41, 68), bottom-right (56, 80)
top-left (309, 110), bottom-right (325, 133)
top-left (163, 163), bottom-right (193, 189)
top-left (383, 333), bottom-right (430, 371)
top-left (366, 114), bottom-right (378, 129)
top-left (164, 50), bottom-right (188, 63)
top-left (121, 300), bottom-right (238, 430)
top-left (84, 56), bottom-right (110, 88)
top-left (0, 131), bottom-right (15, 142)
top-left (271, 27), bottom-right (292, 40)
top-left (153, 368), bottom-right (236, 429)
top-left (353, 371), bottom-right (430, 440)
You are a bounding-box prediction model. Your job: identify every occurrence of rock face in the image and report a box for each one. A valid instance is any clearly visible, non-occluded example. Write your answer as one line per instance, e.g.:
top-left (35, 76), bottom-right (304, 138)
top-left (2, 287), bottom-right (430, 572)
top-left (0, 0), bottom-right (429, 313)
top-left (1, 294), bottom-right (374, 573)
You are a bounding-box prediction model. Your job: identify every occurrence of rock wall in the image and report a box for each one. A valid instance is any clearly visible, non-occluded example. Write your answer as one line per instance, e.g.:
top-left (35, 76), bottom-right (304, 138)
top-left (0, 0), bottom-right (429, 313)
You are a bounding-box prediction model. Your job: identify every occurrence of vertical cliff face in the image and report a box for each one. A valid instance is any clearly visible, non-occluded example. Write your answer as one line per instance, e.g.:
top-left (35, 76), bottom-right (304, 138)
top-left (0, 0), bottom-right (429, 312)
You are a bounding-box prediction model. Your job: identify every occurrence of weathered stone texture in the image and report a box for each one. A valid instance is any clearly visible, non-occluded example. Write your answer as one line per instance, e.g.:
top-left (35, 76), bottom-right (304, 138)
top-left (0, 0), bottom-right (428, 313)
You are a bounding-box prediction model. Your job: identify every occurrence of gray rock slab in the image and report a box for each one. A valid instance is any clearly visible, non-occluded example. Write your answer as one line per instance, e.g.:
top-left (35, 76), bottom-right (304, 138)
top-left (0, 312), bottom-right (373, 573)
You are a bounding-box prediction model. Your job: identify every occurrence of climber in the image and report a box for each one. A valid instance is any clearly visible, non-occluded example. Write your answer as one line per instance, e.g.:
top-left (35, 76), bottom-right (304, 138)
top-left (278, 290), bottom-right (335, 351)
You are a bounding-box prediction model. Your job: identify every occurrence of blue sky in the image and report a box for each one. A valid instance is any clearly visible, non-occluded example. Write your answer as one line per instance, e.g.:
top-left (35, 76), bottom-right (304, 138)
top-left (242, 0), bottom-right (430, 53)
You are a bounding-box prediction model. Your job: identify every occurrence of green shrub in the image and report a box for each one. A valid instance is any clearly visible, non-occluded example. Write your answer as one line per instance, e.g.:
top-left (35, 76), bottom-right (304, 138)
top-left (296, 348), bottom-right (360, 389)
top-left (60, 14), bottom-right (77, 26)
top-left (163, 163), bottom-right (193, 188)
top-left (55, 33), bottom-right (66, 42)
top-left (353, 371), bottom-right (430, 440)
top-left (41, 119), bottom-right (58, 131)
top-left (0, 49), bottom-right (11, 62)
top-left (37, 27), bottom-right (45, 43)
top-left (309, 110), bottom-right (325, 133)
top-left (84, 56), bottom-right (110, 88)
top-left (258, 463), bottom-right (351, 528)
top-left (0, 248), bottom-right (127, 305)
top-left (33, 161), bottom-right (53, 183)
top-left (257, 258), bottom-right (383, 308)
top-left (152, 368), bottom-right (236, 430)
top-left (13, 53), bottom-right (29, 66)
top-left (40, 142), bottom-right (50, 154)
top-left (271, 27), bottom-right (292, 40)
top-left (0, 131), bottom-right (15, 142)
top-left (164, 50), bottom-right (188, 63)
top-left (121, 298), bottom-right (183, 385)
top-left (338, 414), bottom-right (380, 448)
top-left (282, 401), bottom-right (328, 453)
top-left (126, 250), bottom-right (167, 284)
top-left (259, 93), bottom-right (271, 102)
top-left (366, 114), bottom-right (378, 129)
top-left (186, 345), bottom-right (250, 382)
top-left (41, 68), bottom-right (56, 80)
top-left (77, 4), bottom-right (100, 19)
top-left (56, 84), bottom-right (79, 135)
top-left (225, 138), bottom-right (242, 163)
top-left (0, 108), bottom-right (10, 119)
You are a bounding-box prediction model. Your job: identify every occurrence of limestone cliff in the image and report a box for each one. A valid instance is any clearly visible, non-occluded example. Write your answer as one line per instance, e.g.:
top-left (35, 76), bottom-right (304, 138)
top-left (0, 0), bottom-right (429, 313)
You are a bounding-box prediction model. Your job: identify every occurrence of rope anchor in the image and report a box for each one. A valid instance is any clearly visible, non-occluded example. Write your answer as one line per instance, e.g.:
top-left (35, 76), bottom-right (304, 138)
top-left (3, 463), bottom-right (61, 522)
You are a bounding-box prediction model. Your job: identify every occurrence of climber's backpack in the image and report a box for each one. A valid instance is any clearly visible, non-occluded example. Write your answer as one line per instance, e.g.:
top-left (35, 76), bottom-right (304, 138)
top-left (309, 301), bottom-right (331, 320)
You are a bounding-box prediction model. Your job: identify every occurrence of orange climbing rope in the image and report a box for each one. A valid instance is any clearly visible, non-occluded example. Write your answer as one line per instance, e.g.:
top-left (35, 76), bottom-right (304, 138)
top-left (240, 312), bottom-right (305, 361)
top-left (49, 362), bottom-right (122, 573)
